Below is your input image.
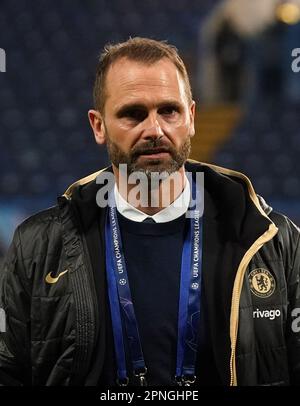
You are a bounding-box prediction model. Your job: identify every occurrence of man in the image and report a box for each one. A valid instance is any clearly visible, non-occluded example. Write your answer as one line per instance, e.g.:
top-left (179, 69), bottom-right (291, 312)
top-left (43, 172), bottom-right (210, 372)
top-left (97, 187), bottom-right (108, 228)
top-left (0, 37), bottom-right (299, 386)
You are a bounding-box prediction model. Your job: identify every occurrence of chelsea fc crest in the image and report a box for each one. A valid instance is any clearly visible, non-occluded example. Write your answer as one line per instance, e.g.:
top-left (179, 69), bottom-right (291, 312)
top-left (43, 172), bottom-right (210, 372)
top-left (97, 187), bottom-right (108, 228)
top-left (248, 268), bottom-right (276, 298)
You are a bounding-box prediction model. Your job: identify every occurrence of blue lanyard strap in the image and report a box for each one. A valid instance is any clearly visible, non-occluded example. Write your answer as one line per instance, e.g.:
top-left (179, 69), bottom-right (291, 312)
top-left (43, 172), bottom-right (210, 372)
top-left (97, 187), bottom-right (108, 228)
top-left (105, 179), bottom-right (203, 385)
top-left (176, 208), bottom-right (202, 381)
top-left (105, 224), bottom-right (128, 382)
top-left (105, 193), bottom-right (146, 383)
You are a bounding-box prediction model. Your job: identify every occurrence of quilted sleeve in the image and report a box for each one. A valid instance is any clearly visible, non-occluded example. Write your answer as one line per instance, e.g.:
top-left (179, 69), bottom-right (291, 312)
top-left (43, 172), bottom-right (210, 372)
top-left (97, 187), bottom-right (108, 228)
top-left (0, 227), bottom-right (31, 385)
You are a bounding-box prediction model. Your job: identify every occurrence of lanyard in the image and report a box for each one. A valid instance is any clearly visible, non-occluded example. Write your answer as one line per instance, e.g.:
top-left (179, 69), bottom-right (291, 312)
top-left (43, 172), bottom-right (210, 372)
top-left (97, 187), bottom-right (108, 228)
top-left (105, 178), bottom-right (203, 386)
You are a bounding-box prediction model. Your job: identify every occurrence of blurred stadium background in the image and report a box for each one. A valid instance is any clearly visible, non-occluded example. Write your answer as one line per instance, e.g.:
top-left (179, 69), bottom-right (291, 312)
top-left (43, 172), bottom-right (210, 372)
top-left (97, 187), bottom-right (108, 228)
top-left (0, 0), bottom-right (299, 259)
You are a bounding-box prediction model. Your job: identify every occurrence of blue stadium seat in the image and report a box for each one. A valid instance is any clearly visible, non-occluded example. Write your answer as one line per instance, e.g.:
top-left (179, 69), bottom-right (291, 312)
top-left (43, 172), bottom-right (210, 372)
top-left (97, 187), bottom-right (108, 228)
top-left (215, 103), bottom-right (300, 200)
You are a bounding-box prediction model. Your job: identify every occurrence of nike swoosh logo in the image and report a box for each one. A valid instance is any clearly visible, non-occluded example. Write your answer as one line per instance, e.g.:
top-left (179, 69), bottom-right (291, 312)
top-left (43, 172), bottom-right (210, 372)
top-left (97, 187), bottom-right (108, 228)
top-left (45, 269), bottom-right (69, 284)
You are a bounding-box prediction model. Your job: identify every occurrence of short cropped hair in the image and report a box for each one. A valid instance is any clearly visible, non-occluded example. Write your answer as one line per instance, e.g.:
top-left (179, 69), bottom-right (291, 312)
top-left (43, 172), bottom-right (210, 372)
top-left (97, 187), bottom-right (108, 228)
top-left (93, 37), bottom-right (193, 113)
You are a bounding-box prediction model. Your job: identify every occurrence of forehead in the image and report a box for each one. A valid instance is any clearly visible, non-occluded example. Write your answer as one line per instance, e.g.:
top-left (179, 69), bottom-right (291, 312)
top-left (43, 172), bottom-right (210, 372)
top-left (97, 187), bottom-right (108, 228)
top-left (104, 57), bottom-right (187, 107)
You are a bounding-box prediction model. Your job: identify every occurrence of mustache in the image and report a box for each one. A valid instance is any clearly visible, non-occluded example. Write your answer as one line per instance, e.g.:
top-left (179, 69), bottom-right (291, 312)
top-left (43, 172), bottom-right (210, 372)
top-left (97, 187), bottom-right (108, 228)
top-left (131, 140), bottom-right (173, 157)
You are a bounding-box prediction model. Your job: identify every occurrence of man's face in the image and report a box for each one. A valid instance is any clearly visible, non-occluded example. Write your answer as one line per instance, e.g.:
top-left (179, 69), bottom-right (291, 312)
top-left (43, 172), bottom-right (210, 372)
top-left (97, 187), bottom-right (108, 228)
top-left (90, 57), bottom-right (195, 178)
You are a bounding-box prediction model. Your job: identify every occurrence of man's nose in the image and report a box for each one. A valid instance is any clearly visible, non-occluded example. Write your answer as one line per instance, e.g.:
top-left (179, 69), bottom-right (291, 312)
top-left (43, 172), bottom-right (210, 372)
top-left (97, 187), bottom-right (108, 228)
top-left (140, 113), bottom-right (164, 140)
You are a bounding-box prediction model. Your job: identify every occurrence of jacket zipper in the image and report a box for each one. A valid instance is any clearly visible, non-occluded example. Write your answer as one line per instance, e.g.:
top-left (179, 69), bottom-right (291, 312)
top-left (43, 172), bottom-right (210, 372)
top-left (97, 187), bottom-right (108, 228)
top-left (229, 223), bottom-right (278, 385)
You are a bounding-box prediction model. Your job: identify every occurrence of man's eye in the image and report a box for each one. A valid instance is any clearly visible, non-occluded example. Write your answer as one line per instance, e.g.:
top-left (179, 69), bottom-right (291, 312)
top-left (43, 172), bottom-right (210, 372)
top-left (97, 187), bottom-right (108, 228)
top-left (124, 109), bottom-right (147, 122)
top-left (159, 106), bottom-right (178, 116)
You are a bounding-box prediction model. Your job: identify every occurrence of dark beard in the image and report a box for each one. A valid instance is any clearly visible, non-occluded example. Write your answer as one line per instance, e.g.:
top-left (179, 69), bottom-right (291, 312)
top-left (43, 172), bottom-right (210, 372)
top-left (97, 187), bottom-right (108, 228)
top-left (106, 136), bottom-right (191, 179)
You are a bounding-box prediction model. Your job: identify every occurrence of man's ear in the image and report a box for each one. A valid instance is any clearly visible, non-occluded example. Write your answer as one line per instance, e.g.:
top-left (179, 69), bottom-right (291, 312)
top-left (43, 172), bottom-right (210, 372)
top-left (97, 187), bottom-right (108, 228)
top-left (88, 109), bottom-right (106, 145)
top-left (189, 101), bottom-right (196, 138)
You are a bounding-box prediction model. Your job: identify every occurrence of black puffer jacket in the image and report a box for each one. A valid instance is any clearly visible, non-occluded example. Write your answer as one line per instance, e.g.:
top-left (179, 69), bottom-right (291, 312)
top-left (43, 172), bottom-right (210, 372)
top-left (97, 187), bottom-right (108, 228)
top-left (0, 161), bottom-right (299, 386)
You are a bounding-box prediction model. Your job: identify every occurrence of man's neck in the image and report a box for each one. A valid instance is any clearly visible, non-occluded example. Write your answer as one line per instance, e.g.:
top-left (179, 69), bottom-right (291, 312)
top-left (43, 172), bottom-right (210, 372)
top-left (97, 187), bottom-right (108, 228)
top-left (113, 165), bottom-right (186, 215)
